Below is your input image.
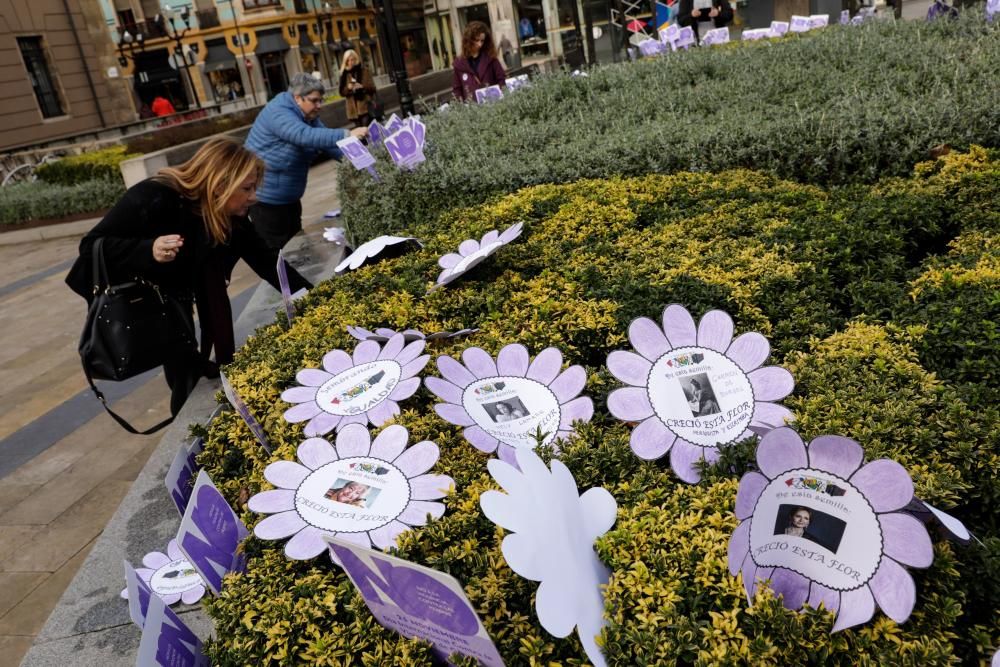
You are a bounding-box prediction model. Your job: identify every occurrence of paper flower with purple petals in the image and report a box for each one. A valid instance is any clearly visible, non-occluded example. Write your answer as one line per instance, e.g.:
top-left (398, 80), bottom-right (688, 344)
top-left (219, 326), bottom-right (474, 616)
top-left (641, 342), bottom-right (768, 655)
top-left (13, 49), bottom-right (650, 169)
top-left (347, 326), bottom-right (478, 344)
top-left (728, 428), bottom-right (934, 632)
top-left (426, 343), bottom-right (593, 465)
top-left (434, 223), bottom-right (523, 288)
top-left (335, 235), bottom-right (422, 274)
top-left (249, 424), bottom-right (453, 560)
top-left (119, 539), bottom-right (206, 606)
top-left (606, 304), bottom-right (794, 483)
top-left (282, 334), bottom-right (429, 437)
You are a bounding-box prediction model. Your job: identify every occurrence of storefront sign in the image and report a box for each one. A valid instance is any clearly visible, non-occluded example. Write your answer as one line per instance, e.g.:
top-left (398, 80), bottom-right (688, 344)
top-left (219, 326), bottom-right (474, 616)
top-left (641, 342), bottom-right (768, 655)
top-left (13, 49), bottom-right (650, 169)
top-left (326, 536), bottom-right (504, 666)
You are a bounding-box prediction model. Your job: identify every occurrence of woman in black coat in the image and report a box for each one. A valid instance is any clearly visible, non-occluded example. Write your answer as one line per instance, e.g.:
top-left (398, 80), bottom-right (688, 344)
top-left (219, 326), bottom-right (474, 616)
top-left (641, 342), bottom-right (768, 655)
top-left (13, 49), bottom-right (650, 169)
top-left (66, 138), bottom-right (311, 416)
top-left (677, 0), bottom-right (734, 42)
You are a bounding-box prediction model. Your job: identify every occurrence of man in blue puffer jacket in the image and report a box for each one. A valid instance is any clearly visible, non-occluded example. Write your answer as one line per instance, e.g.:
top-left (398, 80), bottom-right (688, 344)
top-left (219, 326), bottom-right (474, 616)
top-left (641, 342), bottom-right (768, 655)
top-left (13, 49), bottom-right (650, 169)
top-left (245, 73), bottom-right (367, 249)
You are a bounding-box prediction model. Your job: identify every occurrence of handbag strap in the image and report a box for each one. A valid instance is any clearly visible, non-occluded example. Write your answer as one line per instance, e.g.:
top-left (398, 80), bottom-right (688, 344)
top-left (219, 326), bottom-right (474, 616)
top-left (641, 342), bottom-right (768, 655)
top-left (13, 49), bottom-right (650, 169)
top-left (82, 364), bottom-right (173, 435)
top-left (91, 238), bottom-right (110, 293)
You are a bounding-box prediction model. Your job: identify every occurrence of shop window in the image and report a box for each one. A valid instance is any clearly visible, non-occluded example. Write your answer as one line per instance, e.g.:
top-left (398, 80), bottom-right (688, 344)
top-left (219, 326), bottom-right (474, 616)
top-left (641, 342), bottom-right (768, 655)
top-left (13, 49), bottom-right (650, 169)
top-left (17, 36), bottom-right (65, 119)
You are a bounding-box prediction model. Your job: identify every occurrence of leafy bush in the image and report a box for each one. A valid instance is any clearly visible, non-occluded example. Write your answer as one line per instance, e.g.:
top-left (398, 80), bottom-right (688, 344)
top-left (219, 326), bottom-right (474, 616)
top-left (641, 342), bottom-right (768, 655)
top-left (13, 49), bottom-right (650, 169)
top-left (124, 109), bottom-right (259, 155)
top-left (339, 14), bottom-right (1000, 243)
top-left (197, 151), bottom-right (999, 665)
top-left (34, 145), bottom-right (138, 186)
top-left (0, 178), bottom-right (124, 225)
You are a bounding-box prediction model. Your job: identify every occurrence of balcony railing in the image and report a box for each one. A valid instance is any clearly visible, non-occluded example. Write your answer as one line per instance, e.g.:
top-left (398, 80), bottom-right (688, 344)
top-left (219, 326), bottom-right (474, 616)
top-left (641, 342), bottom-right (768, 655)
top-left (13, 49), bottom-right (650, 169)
top-left (244, 0), bottom-right (284, 9)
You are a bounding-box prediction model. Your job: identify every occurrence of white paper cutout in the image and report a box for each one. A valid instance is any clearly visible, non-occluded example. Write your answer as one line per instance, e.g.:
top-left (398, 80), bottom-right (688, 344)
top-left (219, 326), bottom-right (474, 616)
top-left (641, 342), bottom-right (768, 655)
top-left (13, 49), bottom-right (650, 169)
top-left (334, 235), bottom-right (422, 274)
top-left (323, 227), bottom-right (347, 246)
top-left (479, 448), bottom-right (617, 667)
top-left (120, 539), bottom-right (207, 606)
top-left (347, 325), bottom-right (478, 343)
top-left (434, 222), bottom-right (523, 289)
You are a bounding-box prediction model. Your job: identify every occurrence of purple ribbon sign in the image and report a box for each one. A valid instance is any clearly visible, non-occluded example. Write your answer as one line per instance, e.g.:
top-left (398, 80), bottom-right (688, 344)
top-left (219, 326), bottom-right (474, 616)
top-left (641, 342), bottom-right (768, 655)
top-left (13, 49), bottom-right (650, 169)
top-left (164, 436), bottom-right (205, 517)
top-left (220, 371), bottom-right (271, 454)
top-left (385, 128), bottom-right (426, 170)
top-left (475, 85), bottom-right (504, 104)
top-left (124, 559), bottom-right (153, 628)
top-left (276, 250), bottom-right (294, 325)
top-left (136, 594), bottom-right (209, 667)
top-left (336, 136), bottom-right (380, 181)
top-left (325, 536), bottom-right (505, 667)
top-left (176, 470), bottom-right (249, 596)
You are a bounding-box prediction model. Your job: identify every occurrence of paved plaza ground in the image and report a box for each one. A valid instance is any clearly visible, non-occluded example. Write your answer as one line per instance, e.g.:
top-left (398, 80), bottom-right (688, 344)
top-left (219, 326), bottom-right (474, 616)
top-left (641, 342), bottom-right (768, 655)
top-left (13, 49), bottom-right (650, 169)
top-left (0, 159), bottom-right (342, 667)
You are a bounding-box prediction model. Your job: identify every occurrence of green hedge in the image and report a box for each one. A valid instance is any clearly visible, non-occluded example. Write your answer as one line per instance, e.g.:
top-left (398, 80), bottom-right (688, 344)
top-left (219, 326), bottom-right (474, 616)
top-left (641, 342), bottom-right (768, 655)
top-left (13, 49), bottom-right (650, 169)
top-left (196, 150), bottom-right (1000, 665)
top-left (338, 14), bottom-right (1000, 243)
top-left (34, 145), bottom-right (137, 186)
top-left (0, 178), bottom-right (124, 225)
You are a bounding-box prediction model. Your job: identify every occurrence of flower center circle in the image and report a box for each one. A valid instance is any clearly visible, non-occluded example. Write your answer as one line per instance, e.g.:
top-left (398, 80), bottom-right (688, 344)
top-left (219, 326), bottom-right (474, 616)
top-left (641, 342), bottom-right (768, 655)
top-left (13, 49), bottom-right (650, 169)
top-left (295, 456), bottom-right (411, 534)
top-left (748, 468), bottom-right (883, 591)
top-left (149, 558), bottom-right (202, 596)
top-left (647, 346), bottom-right (754, 448)
top-left (462, 376), bottom-right (561, 450)
top-left (315, 360), bottom-right (402, 417)
top-left (452, 241), bottom-right (503, 274)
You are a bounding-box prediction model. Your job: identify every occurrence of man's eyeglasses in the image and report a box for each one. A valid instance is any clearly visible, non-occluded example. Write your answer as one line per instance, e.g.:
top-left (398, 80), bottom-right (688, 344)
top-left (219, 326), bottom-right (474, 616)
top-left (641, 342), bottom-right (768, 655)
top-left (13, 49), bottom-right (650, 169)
top-left (302, 96), bottom-right (323, 105)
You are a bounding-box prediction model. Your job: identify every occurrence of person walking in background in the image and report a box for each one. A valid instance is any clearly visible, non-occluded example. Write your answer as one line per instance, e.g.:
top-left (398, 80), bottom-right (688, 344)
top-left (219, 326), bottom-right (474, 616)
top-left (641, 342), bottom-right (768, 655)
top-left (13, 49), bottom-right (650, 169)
top-left (677, 0), bottom-right (733, 42)
top-left (339, 49), bottom-right (377, 128)
top-left (151, 94), bottom-right (176, 117)
top-left (66, 139), bottom-right (312, 416)
top-left (452, 21), bottom-right (506, 101)
top-left (245, 73), bottom-right (367, 250)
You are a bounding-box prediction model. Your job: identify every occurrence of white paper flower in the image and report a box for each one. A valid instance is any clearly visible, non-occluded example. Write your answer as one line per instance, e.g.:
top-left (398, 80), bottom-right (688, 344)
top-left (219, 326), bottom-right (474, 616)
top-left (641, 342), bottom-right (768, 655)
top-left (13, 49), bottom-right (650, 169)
top-left (434, 223), bottom-right (522, 288)
top-left (347, 325), bottom-right (479, 344)
top-left (249, 424), bottom-right (454, 560)
top-left (607, 304), bottom-right (794, 483)
top-left (426, 343), bottom-right (593, 465)
top-left (119, 539), bottom-right (206, 606)
top-left (480, 448), bottom-right (616, 667)
top-left (282, 333), bottom-right (429, 437)
top-left (323, 227), bottom-right (347, 245)
top-left (335, 235), bottom-right (422, 274)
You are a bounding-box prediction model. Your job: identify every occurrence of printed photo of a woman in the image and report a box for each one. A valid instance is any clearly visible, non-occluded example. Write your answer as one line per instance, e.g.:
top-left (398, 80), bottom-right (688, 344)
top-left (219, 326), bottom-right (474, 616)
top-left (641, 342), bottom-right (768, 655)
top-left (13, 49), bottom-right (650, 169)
top-left (324, 480), bottom-right (371, 507)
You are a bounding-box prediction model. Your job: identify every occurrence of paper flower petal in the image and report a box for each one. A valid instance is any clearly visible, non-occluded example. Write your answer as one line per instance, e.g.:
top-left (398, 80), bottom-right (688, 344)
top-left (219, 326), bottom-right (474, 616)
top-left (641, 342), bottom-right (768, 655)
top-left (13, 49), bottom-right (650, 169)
top-left (735, 471), bottom-right (768, 520)
top-left (393, 441), bottom-right (440, 477)
top-left (526, 347), bottom-right (563, 385)
top-left (697, 310), bottom-right (734, 352)
top-left (851, 460), bottom-right (914, 512)
top-left (335, 424), bottom-right (373, 458)
top-left (661, 304), bottom-right (697, 347)
top-left (727, 332), bottom-right (770, 372)
top-left (370, 424), bottom-right (409, 461)
top-left (769, 568), bottom-right (810, 609)
top-left (284, 401), bottom-right (324, 423)
top-left (748, 367), bottom-right (795, 402)
top-left (550, 366), bottom-right (587, 403)
top-left (868, 557), bottom-right (916, 623)
top-left (628, 317), bottom-right (670, 362)
top-left (756, 428), bottom-right (807, 478)
top-left (462, 347), bottom-right (498, 378)
top-left (322, 349), bottom-right (353, 375)
top-left (247, 489), bottom-right (296, 513)
top-left (410, 474), bottom-right (453, 500)
top-left (669, 438), bottom-right (706, 484)
top-left (629, 416), bottom-right (676, 460)
top-left (285, 525), bottom-right (329, 560)
top-left (265, 461), bottom-right (310, 490)
top-left (297, 438), bottom-right (338, 470)
top-left (607, 387), bottom-right (655, 421)
top-left (606, 350), bottom-right (653, 387)
top-left (496, 344), bottom-right (530, 376)
top-left (728, 520), bottom-right (750, 575)
top-left (880, 513), bottom-right (933, 568)
top-left (255, 511), bottom-right (307, 539)
top-left (464, 425), bottom-right (499, 453)
top-left (807, 582), bottom-right (841, 614)
top-left (425, 376), bottom-right (463, 404)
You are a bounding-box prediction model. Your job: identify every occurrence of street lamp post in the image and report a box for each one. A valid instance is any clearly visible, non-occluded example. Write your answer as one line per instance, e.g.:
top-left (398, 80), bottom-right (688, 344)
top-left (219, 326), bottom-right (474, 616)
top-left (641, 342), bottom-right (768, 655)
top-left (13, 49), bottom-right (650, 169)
top-left (116, 29), bottom-right (145, 68)
top-left (312, 0), bottom-right (333, 83)
top-left (372, 0), bottom-right (414, 116)
top-left (218, 0), bottom-right (259, 106)
top-left (159, 4), bottom-right (202, 109)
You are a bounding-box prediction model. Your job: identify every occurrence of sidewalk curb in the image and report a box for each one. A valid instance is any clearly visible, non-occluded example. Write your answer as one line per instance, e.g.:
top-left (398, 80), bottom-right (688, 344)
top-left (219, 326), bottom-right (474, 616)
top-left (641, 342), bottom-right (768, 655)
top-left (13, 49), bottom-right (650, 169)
top-left (0, 219), bottom-right (98, 246)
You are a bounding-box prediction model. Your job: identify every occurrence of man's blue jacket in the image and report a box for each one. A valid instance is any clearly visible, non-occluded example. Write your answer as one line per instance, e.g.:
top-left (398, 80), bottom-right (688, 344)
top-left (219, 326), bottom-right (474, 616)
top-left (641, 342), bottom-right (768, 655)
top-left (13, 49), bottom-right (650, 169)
top-left (244, 92), bottom-right (346, 205)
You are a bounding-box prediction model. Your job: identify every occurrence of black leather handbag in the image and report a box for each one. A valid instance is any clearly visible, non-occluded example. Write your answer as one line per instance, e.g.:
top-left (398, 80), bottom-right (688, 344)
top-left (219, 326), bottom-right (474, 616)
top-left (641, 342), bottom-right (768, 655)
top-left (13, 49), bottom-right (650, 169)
top-left (79, 238), bottom-right (193, 434)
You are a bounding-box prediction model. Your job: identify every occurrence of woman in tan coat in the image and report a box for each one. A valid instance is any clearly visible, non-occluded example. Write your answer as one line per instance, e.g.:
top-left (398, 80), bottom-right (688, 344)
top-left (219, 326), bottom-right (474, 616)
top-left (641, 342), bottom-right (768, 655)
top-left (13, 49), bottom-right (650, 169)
top-left (338, 50), bottom-right (377, 127)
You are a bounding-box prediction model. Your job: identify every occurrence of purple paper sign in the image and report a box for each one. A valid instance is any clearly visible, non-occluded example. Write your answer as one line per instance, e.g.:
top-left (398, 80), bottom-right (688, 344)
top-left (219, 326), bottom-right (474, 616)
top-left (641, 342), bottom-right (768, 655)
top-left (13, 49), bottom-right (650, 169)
top-left (742, 28), bottom-right (772, 40)
top-left (840, 9), bottom-right (850, 23)
top-left (701, 27), bottom-right (730, 45)
top-left (326, 536), bottom-right (505, 667)
top-left (276, 251), bottom-right (294, 325)
top-left (674, 26), bottom-right (696, 49)
top-left (165, 436), bottom-right (205, 517)
top-left (175, 470), bottom-right (248, 596)
top-left (384, 113), bottom-right (404, 134)
top-left (124, 559), bottom-right (153, 628)
top-left (988, 0), bottom-right (999, 20)
top-left (475, 85), bottom-right (504, 104)
top-left (729, 429), bottom-right (934, 633)
top-left (790, 15), bottom-right (811, 31)
top-left (809, 13), bottom-right (830, 27)
top-left (770, 20), bottom-right (790, 35)
top-left (220, 372), bottom-right (271, 454)
top-left (659, 24), bottom-right (679, 45)
top-left (638, 39), bottom-right (667, 56)
top-left (385, 128), bottom-right (426, 170)
top-left (506, 74), bottom-right (530, 91)
top-left (136, 595), bottom-right (209, 667)
top-left (336, 136), bottom-right (379, 181)
top-left (408, 117), bottom-right (426, 148)
top-left (368, 120), bottom-right (386, 147)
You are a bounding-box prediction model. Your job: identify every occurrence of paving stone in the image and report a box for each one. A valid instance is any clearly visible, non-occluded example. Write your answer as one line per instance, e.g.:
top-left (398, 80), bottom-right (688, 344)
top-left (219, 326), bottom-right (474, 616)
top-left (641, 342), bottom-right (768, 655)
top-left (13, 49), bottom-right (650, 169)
top-left (1, 482), bottom-right (131, 574)
top-left (0, 573), bottom-right (48, 619)
top-left (0, 485), bottom-right (38, 516)
top-left (0, 635), bottom-right (34, 667)
top-left (0, 542), bottom-right (93, 636)
top-left (0, 526), bottom-right (37, 562)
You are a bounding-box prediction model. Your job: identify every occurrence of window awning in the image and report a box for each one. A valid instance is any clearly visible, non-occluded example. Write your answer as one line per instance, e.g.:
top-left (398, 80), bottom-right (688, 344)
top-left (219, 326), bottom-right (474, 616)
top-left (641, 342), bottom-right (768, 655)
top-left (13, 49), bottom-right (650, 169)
top-left (256, 30), bottom-right (290, 54)
top-left (203, 42), bottom-right (236, 72)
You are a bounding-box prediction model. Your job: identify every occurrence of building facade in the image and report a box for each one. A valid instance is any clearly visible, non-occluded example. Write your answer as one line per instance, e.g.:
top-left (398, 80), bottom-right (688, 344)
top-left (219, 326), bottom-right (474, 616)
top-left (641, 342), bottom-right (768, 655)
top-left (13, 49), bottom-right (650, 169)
top-left (0, 0), bottom-right (135, 151)
top-left (97, 0), bottom-right (385, 112)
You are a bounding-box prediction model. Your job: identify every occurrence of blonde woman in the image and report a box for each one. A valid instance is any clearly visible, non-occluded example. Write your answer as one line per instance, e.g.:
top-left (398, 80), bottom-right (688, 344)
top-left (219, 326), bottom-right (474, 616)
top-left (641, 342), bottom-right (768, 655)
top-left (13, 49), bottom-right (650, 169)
top-left (338, 49), bottom-right (376, 127)
top-left (67, 138), bottom-right (311, 416)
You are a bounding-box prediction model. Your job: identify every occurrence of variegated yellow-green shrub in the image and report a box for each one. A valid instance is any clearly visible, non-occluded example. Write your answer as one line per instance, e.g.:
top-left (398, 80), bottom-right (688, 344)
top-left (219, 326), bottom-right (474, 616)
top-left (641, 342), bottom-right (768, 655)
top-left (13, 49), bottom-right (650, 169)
top-left (197, 152), bottom-right (999, 666)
